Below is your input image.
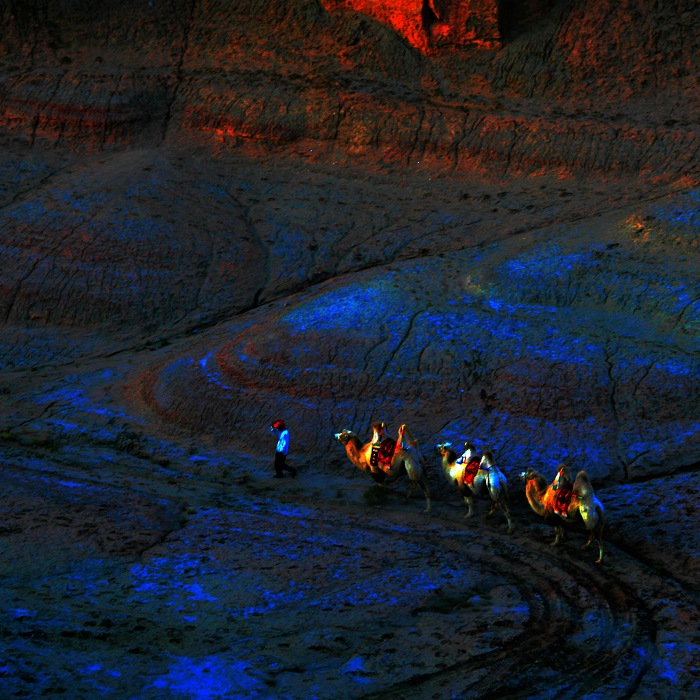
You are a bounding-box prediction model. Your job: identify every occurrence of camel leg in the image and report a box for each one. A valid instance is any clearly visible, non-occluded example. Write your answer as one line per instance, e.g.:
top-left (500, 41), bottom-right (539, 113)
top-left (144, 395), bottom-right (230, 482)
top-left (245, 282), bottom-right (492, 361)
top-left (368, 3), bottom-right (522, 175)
top-left (580, 509), bottom-right (604, 563)
top-left (405, 480), bottom-right (417, 502)
top-left (420, 479), bottom-right (431, 514)
top-left (594, 523), bottom-right (605, 564)
top-left (551, 525), bottom-right (565, 546)
top-left (422, 491), bottom-right (431, 514)
top-left (403, 479), bottom-right (430, 513)
top-left (464, 496), bottom-right (475, 518)
top-left (582, 528), bottom-right (604, 563)
top-left (595, 536), bottom-right (604, 564)
top-left (502, 501), bottom-right (514, 534)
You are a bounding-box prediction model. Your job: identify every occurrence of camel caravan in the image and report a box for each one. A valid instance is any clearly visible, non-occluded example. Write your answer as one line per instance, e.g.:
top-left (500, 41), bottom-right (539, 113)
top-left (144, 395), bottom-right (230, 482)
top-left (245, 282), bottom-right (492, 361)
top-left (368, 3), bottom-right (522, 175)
top-left (334, 422), bottom-right (606, 563)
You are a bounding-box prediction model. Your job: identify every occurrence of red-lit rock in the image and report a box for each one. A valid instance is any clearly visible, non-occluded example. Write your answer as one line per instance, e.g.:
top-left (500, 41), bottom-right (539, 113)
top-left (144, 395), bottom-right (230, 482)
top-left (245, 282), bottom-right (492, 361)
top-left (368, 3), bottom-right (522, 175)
top-left (0, 0), bottom-right (698, 179)
top-left (320, 0), bottom-right (501, 51)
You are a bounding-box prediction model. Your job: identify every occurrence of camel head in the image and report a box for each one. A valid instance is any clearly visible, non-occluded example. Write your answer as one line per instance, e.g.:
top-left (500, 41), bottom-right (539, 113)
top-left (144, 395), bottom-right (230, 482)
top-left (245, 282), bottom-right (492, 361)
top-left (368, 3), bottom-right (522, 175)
top-left (334, 429), bottom-right (355, 445)
top-left (436, 442), bottom-right (458, 463)
top-left (520, 468), bottom-right (539, 482)
top-left (520, 468), bottom-right (549, 492)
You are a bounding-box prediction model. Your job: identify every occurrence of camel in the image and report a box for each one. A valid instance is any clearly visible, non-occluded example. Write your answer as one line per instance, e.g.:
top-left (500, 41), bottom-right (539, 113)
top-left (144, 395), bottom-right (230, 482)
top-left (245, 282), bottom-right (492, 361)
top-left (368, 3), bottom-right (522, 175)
top-left (520, 464), bottom-right (605, 564)
top-left (334, 423), bottom-right (431, 512)
top-left (436, 442), bottom-right (513, 532)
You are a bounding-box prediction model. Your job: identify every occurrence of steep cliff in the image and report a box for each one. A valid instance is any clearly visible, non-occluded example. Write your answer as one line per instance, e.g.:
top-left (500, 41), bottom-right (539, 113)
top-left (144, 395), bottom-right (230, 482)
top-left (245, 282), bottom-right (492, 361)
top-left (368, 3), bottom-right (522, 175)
top-left (1, 0), bottom-right (698, 177)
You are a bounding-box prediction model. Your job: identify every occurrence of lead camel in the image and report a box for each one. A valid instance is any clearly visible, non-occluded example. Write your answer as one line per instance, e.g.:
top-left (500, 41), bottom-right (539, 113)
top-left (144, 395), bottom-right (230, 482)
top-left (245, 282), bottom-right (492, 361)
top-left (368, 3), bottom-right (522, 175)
top-left (334, 423), bottom-right (431, 513)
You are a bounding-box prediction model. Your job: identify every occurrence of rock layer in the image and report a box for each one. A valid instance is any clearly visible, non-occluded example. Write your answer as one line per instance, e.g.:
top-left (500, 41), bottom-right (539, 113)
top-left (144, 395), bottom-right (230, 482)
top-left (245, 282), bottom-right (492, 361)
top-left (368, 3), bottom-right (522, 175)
top-left (0, 2), bottom-right (699, 698)
top-left (2, 1), bottom-right (699, 177)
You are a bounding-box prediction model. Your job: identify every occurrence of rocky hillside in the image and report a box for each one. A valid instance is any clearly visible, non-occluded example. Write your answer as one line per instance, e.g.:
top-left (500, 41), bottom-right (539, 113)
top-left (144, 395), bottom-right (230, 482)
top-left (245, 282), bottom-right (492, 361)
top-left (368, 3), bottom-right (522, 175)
top-left (0, 2), bottom-right (698, 698)
top-left (1, 0), bottom-right (699, 174)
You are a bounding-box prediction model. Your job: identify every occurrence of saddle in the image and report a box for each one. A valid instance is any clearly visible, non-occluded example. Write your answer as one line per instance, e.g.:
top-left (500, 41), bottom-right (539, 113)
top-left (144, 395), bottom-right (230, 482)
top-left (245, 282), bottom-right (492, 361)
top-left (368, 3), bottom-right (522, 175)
top-left (462, 457), bottom-right (482, 488)
top-left (370, 438), bottom-right (397, 468)
top-left (554, 486), bottom-right (573, 518)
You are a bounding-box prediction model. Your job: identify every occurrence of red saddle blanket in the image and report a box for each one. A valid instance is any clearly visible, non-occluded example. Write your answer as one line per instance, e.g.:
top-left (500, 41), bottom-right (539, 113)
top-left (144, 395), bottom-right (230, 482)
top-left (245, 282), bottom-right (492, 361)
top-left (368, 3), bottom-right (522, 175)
top-left (462, 457), bottom-right (482, 488)
top-left (554, 487), bottom-right (573, 516)
top-left (370, 438), bottom-right (397, 469)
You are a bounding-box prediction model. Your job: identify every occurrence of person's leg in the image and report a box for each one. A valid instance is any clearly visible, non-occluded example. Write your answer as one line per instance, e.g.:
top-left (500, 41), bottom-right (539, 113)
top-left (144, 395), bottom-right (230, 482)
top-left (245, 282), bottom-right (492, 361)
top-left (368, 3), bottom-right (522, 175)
top-left (274, 451), bottom-right (286, 477)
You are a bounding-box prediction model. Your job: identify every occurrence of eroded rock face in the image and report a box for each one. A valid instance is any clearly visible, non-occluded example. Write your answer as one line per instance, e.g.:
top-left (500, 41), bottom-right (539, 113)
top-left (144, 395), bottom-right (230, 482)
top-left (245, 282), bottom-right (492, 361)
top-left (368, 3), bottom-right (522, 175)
top-left (0, 150), bottom-right (265, 332)
top-left (138, 184), bottom-right (700, 484)
top-left (0, 2), bottom-right (699, 698)
top-left (1, 1), bottom-right (699, 178)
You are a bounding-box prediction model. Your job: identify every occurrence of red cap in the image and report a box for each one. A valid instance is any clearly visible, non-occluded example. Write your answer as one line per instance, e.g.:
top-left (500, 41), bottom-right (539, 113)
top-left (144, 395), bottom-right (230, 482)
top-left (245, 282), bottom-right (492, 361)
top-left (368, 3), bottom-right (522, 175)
top-left (271, 419), bottom-right (286, 430)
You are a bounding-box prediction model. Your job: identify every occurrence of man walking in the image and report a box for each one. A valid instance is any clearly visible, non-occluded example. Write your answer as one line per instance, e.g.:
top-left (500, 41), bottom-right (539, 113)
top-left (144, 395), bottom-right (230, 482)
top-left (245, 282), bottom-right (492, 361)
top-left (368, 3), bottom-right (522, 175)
top-left (270, 419), bottom-right (297, 478)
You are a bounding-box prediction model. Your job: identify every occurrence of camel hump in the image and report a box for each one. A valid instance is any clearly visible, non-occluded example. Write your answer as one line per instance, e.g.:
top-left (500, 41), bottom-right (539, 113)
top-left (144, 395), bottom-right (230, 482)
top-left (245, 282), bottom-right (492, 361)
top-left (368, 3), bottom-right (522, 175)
top-left (398, 423), bottom-right (419, 449)
top-left (574, 470), bottom-right (594, 497)
top-left (555, 463), bottom-right (573, 485)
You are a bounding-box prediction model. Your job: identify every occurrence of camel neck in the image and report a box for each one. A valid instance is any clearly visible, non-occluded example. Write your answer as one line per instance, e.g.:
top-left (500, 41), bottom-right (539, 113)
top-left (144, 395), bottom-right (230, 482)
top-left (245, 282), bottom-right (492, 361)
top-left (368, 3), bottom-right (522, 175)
top-left (346, 437), bottom-right (365, 467)
top-left (526, 481), bottom-right (547, 516)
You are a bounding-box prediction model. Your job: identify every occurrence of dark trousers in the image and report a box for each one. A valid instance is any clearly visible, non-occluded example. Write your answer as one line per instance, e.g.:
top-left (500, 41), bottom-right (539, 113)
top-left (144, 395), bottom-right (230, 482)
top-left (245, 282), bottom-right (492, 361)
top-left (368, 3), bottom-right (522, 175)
top-left (275, 451), bottom-right (295, 477)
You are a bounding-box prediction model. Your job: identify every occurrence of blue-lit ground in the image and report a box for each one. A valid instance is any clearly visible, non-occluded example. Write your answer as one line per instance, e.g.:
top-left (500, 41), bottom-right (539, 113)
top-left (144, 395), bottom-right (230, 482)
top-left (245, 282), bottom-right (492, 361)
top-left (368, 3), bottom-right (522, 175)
top-left (0, 146), bottom-right (698, 698)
